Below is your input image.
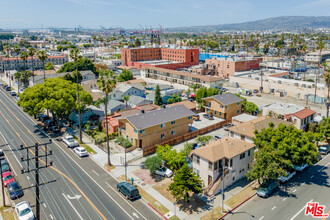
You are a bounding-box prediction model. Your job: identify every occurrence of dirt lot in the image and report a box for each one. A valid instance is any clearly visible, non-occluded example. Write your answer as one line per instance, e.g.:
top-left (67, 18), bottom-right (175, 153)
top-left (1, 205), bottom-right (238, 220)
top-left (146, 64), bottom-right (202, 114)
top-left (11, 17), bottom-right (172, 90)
top-left (225, 181), bottom-right (259, 209)
top-left (133, 168), bottom-right (164, 185)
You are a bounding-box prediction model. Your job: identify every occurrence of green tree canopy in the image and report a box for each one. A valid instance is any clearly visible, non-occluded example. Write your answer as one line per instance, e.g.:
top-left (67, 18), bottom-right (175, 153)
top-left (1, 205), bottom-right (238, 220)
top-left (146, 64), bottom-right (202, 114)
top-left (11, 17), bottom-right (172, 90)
top-left (154, 84), bottom-right (163, 106)
top-left (195, 87), bottom-right (219, 103)
top-left (144, 156), bottom-right (163, 173)
top-left (45, 62), bottom-right (54, 70)
top-left (156, 145), bottom-right (185, 171)
top-left (196, 135), bottom-right (212, 146)
top-left (18, 78), bottom-right (92, 119)
top-left (168, 164), bottom-right (203, 202)
top-left (57, 58), bottom-right (97, 74)
top-left (116, 69), bottom-right (133, 82)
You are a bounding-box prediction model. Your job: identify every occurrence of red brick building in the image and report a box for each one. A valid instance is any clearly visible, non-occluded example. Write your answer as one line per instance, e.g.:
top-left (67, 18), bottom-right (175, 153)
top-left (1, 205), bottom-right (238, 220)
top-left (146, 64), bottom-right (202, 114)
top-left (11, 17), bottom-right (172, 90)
top-left (121, 46), bottom-right (199, 70)
top-left (202, 58), bottom-right (260, 78)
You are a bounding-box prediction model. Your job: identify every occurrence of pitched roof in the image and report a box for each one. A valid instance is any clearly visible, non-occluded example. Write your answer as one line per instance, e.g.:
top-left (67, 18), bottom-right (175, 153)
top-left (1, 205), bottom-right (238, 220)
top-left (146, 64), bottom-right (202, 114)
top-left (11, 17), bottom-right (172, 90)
top-left (203, 93), bottom-right (243, 105)
top-left (228, 116), bottom-right (293, 138)
top-left (128, 95), bottom-right (153, 105)
top-left (193, 138), bottom-right (255, 162)
top-left (166, 100), bottom-right (197, 110)
top-left (124, 105), bottom-right (194, 130)
top-left (291, 108), bottom-right (316, 119)
top-left (116, 84), bottom-right (144, 93)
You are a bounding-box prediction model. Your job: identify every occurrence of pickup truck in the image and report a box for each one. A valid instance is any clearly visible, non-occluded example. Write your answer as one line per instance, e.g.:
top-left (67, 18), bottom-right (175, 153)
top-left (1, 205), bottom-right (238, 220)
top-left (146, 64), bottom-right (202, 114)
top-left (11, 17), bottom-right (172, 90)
top-left (62, 135), bottom-right (79, 148)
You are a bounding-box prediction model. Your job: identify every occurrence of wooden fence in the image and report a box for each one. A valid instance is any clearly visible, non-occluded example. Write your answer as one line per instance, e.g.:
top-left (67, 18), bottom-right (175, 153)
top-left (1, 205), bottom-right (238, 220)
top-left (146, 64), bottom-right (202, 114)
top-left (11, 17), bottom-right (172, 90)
top-left (143, 119), bottom-right (231, 156)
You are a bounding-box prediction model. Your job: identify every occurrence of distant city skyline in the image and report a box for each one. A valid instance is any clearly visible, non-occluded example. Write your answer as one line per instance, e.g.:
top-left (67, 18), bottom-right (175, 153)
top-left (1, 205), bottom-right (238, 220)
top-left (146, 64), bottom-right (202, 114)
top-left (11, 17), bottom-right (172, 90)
top-left (0, 0), bottom-right (329, 29)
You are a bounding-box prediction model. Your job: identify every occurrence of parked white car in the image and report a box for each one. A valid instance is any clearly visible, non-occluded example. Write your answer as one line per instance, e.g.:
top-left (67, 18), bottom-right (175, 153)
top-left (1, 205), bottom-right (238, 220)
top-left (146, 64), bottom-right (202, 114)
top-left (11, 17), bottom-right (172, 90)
top-left (278, 170), bottom-right (296, 183)
top-left (294, 164), bottom-right (308, 172)
top-left (74, 147), bottom-right (88, 157)
top-left (62, 135), bottom-right (79, 148)
top-left (155, 166), bottom-right (173, 178)
top-left (15, 201), bottom-right (35, 220)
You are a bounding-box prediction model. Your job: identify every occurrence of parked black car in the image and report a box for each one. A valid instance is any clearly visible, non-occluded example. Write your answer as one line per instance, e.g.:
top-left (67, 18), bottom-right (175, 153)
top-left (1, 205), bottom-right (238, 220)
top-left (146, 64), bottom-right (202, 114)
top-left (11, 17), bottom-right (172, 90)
top-left (203, 114), bottom-right (214, 120)
top-left (1, 161), bottom-right (11, 173)
top-left (49, 126), bottom-right (61, 133)
top-left (37, 114), bottom-right (49, 122)
top-left (5, 86), bottom-right (11, 91)
top-left (8, 181), bottom-right (24, 200)
top-left (117, 182), bottom-right (140, 200)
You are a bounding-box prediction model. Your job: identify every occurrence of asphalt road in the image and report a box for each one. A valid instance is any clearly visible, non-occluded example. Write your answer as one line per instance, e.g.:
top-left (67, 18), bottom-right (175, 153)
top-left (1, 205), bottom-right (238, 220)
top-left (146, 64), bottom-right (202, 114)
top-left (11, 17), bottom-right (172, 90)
top-left (224, 154), bottom-right (330, 220)
top-left (0, 87), bottom-right (161, 220)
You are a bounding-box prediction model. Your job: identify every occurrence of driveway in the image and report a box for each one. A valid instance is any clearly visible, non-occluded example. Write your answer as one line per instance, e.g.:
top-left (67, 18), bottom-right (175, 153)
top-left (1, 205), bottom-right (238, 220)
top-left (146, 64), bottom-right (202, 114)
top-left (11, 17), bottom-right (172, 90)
top-left (192, 112), bottom-right (225, 130)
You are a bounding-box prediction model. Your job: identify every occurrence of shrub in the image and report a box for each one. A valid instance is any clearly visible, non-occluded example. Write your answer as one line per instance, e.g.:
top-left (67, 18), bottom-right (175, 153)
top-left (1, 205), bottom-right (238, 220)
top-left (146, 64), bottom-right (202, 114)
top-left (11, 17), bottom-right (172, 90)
top-left (94, 132), bottom-right (107, 144)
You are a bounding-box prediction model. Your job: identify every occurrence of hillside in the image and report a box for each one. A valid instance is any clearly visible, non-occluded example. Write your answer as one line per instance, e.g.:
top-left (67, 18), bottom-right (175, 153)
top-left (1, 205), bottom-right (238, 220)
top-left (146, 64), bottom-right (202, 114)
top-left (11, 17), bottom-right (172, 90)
top-left (166, 16), bottom-right (330, 32)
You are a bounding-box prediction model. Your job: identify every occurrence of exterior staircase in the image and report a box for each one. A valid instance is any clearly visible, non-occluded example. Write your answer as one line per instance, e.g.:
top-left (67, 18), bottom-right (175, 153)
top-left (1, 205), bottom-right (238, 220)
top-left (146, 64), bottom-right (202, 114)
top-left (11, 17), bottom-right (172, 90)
top-left (206, 169), bottom-right (230, 196)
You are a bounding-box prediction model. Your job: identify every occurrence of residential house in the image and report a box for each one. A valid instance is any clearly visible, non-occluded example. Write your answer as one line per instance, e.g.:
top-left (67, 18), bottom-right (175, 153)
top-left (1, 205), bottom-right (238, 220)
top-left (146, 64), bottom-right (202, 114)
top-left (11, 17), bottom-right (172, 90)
top-left (166, 100), bottom-right (197, 112)
top-left (232, 113), bottom-right (258, 125)
top-left (284, 108), bottom-right (316, 130)
top-left (146, 91), bottom-right (172, 104)
top-left (100, 99), bottom-right (127, 114)
top-left (102, 104), bottom-right (159, 133)
top-left (202, 93), bottom-right (243, 120)
top-left (32, 70), bottom-right (96, 85)
top-left (118, 105), bottom-right (194, 149)
top-left (127, 95), bottom-right (153, 108)
top-left (228, 116), bottom-right (293, 143)
top-left (81, 79), bottom-right (103, 102)
top-left (110, 83), bottom-right (145, 101)
top-left (192, 138), bottom-right (255, 196)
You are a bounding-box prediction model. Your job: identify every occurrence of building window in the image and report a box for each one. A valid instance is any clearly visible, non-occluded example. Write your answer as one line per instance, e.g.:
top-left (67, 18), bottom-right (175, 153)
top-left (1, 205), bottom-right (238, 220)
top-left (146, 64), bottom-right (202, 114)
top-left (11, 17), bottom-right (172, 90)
top-left (139, 129), bottom-right (145, 134)
top-left (171, 120), bottom-right (176, 125)
top-left (134, 129), bottom-right (137, 133)
top-left (208, 161), bottom-right (212, 170)
top-left (248, 150), bottom-right (250, 156)
top-left (214, 111), bottom-right (217, 114)
top-left (226, 106), bottom-right (228, 109)
top-left (237, 109), bottom-right (240, 114)
top-left (126, 135), bottom-right (128, 139)
top-left (188, 116), bottom-right (192, 120)
top-left (220, 105), bottom-right (224, 108)
top-left (237, 102), bottom-right (240, 105)
top-left (219, 112), bottom-right (222, 116)
top-left (240, 152), bottom-right (246, 160)
top-left (161, 133), bottom-right (165, 139)
top-left (131, 138), bottom-right (133, 143)
top-left (230, 159), bottom-right (233, 167)
top-left (196, 155), bottom-right (200, 164)
top-left (241, 135), bottom-right (245, 140)
top-left (214, 162), bottom-right (218, 170)
top-left (160, 123), bottom-right (165, 128)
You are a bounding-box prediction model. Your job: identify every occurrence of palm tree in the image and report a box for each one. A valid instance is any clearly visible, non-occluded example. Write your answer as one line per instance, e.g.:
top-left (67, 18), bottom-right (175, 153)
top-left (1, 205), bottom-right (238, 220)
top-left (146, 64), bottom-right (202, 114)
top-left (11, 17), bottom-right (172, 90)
top-left (122, 95), bottom-right (130, 109)
top-left (4, 45), bottom-right (11, 87)
top-left (70, 48), bottom-right (83, 143)
top-left (323, 69), bottom-right (330, 118)
top-left (314, 38), bottom-right (325, 102)
top-left (28, 47), bottom-right (37, 84)
top-left (20, 51), bottom-right (29, 88)
top-left (13, 46), bottom-right (21, 72)
top-left (97, 69), bottom-right (116, 166)
top-left (37, 50), bottom-right (48, 80)
top-left (14, 71), bottom-right (21, 93)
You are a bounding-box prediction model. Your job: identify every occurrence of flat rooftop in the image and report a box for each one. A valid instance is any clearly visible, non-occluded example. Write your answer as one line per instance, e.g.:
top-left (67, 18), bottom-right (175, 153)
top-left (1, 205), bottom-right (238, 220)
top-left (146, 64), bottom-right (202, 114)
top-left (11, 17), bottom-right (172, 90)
top-left (263, 102), bottom-right (304, 115)
top-left (136, 60), bottom-right (181, 65)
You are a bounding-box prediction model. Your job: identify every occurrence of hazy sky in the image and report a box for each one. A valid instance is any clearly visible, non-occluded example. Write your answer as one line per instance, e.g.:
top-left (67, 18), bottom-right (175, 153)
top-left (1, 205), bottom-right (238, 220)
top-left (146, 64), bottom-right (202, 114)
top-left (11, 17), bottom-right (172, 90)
top-left (1, 0), bottom-right (329, 29)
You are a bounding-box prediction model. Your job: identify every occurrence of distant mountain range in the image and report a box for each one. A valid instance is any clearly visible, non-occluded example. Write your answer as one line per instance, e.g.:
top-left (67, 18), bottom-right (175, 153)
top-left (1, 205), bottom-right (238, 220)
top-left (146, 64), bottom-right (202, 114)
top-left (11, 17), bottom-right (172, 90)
top-left (166, 16), bottom-right (330, 33)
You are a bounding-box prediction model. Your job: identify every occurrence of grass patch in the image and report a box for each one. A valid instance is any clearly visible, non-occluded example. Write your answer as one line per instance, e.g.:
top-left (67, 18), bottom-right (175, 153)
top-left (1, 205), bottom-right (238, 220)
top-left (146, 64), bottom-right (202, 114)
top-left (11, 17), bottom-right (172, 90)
top-left (104, 164), bottom-right (116, 171)
top-left (80, 143), bottom-right (97, 155)
top-left (136, 185), bottom-right (170, 215)
top-left (225, 181), bottom-right (259, 209)
top-left (169, 216), bottom-right (181, 220)
top-left (201, 206), bottom-right (223, 220)
top-left (0, 206), bottom-right (15, 220)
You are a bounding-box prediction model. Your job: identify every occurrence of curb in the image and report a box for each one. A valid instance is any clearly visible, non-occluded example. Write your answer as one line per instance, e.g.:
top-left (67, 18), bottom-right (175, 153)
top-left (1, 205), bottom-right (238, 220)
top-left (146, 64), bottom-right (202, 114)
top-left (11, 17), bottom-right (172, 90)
top-left (147, 202), bottom-right (168, 220)
top-left (219, 193), bottom-right (256, 220)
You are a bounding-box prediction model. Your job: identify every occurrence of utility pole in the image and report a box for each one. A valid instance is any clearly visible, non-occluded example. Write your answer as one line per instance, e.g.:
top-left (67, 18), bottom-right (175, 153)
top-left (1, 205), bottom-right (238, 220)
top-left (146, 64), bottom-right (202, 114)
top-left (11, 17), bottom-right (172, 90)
top-left (20, 140), bottom-right (56, 220)
top-left (260, 69), bottom-right (263, 93)
top-left (0, 161), bottom-right (5, 207)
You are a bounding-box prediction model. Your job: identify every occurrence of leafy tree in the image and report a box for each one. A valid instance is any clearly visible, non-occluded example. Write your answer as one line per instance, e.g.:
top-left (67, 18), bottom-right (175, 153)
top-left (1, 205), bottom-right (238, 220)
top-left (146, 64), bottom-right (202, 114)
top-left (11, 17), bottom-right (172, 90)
top-left (319, 117), bottom-right (330, 142)
top-left (166, 98), bottom-right (173, 104)
top-left (45, 62), bottom-right (54, 70)
top-left (18, 78), bottom-right (92, 120)
top-left (62, 70), bottom-right (83, 84)
top-left (195, 87), bottom-right (219, 103)
top-left (247, 123), bottom-right (319, 184)
top-left (244, 102), bottom-right (258, 114)
top-left (135, 38), bottom-right (141, 47)
top-left (154, 84), bottom-right (163, 106)
top-left (182, 143), bottom-right (192, 156)
top-left (144, 156), bottom-right (162, 173)
top-left (168, 164), bottom-right (203, 203)
top-left (37, 50), bottom-right (48, 79)
top-left (156, 145), bottom-right (185, 171)
top-left (171, 95), bottom-right (182, 103)
top-left (196, 135), bottom-right (212, 146)
top-left (116, 69), bottom-right (133, 82)
top-left (57, 58), bottom-right (97, 74)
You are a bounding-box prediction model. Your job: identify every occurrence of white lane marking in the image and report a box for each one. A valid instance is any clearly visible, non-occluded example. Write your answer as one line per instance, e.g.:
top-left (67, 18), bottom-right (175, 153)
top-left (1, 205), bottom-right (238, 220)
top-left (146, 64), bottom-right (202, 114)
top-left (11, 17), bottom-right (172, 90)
top-left (283, 198), bottom-right (287, 201)
top-left (26, 176), bottom-right (29, 180)
top-left (311, 175), bottom-right (314, 178)
top-left (62, 193), bottom-right (84, 220)
top-left (318, 162), bottom-right (330, 172)
top-left (259, 216), bottom-right (264, 220)
top-left (271, 206), bottom-right (276, 211)
top-left (43, 203), bottom-right (47, 208)
top-left (290, 199), bottom-right (313, 220)
top-left (133, 213), bottom-right (139, 218)
top-left (50, 214), bottom-right (54, 219)
top-left (293, 189), bottom-right (297, 193)
top-left (92, 169), bottom-right (99, 176)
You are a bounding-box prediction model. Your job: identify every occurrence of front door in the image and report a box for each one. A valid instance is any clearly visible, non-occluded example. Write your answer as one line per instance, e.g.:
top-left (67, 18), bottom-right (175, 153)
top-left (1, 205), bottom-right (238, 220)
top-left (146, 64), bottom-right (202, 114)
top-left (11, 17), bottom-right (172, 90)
top-left (208, 175), bottom-right (213, 186)
top-left (139, 139), bottom-right (142, 148)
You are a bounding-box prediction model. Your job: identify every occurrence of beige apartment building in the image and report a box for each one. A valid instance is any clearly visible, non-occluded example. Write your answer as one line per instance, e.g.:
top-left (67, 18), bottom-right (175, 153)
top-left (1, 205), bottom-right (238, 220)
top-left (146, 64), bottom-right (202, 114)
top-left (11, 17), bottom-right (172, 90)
top-left (118, 105), bottom-right (194, 149)
top-left (192, 138), bottom-right (255, 196)
top-left (202, 93), bottom-right (243, 120)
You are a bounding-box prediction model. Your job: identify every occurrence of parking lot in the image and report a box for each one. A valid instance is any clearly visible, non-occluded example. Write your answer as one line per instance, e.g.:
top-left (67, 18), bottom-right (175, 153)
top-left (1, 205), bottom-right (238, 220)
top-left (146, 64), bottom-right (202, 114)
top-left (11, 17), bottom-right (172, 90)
top-left (191, 112), bottom-right (225, 130)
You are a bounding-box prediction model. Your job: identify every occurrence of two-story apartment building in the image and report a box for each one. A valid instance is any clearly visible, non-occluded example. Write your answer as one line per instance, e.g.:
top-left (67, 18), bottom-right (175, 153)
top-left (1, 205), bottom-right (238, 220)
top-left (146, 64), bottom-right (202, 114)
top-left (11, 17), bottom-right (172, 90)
top-left (228, 116), bottom-right (293, 143)
top-left (110, 83), bottom-right (145, 101)
top-left (118, 105), bottom-right (194, 149)
top-left (192, 138), bottom-right (255, 196)
top-left (202, 93), bottom-right (243, 120)
top-left (284, 108), bottom-right (316, 130)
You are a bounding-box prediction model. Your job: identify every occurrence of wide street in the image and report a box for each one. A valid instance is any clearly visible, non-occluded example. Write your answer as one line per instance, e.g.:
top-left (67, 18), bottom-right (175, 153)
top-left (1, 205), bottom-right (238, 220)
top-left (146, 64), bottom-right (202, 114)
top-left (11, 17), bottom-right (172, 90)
top-left (224, 153), bottom-right (330, 220)
top-left (0, 86), bottom-right (161, 219)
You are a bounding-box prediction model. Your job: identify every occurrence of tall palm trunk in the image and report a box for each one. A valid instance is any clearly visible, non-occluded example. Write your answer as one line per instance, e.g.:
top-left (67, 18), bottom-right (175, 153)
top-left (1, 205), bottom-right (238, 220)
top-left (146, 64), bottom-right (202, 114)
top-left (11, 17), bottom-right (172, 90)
top-left (76, 65), bottom-right (82, 143)
top-left (105, 93), bottom-right (110, 165)
top-left (314, 49), bottom-right (322, 103)
top-left (31, 55), bottom-right (34, 84)
top-left (43, 61), bottom-right (46, 79)
top-left (17, 57), bottom-right (20, 93)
